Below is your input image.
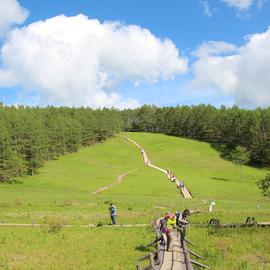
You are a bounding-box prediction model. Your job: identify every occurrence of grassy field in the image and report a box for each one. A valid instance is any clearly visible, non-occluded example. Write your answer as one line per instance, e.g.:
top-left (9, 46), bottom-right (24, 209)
top-left (0, 135), bottom-right (180, 225)
top-left (0, 226), bottom-right (153, 270)
top-left (124, 132), bottom-right (270, 223)
top-left (189, 226), bottom-right (270, 270)
top-left (0, 132), bottom-right (270, 269)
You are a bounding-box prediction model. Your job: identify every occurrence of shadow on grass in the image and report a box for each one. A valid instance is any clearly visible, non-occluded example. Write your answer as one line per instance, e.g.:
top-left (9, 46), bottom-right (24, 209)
top-left (0, 179), bottom-right (24, 184)
top-left (211, 177), bottom-right (230, 182)
top-left (135, 244), bottom-right (149, 252)
top-left (210, 143), bottom-right (234, 162)
top-left (211, 142), bottom-right (266, 169)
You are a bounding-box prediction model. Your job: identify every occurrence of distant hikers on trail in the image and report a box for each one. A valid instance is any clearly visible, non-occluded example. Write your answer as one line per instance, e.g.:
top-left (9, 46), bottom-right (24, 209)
top-left (166, 169), bottom-right (185, 187)
top-left (166, 169), bottom-right (177, 182)
top-left (179, 180), bottom-right (185, 188)
top-left (108, 203), bottom-right (117, 225)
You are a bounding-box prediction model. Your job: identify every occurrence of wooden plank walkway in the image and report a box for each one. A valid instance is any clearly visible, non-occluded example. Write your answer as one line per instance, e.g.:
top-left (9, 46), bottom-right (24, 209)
top-left (125, 137), bottom-right (192, 199)
top-left (137, 220), bottom-right (196, 270)
top-left (220, 221), bottom-right (270, 228)
top-left (159, 230), bottom-right (188, 270)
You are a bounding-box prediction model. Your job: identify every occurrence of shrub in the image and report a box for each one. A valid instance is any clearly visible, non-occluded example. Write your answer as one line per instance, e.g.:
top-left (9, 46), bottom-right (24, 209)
top-left (257, 173), bottom-right (270, 198)
top-left (97, 221), bottom-right (103, 227)
top-left (42, 217), bottom-right (65, 233)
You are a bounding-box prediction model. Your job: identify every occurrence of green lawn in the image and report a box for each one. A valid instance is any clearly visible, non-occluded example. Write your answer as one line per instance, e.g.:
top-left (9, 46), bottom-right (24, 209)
top-left (0, 132), bottom-right (270, 269)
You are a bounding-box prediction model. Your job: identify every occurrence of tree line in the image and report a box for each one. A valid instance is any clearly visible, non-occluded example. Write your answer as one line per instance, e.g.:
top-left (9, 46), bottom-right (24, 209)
top-left (1, 103), bottom-right (269, 182)
top-left (121, 105), bottom-right (270, 166)
top-left (0, 105), bottom-right (122, 182)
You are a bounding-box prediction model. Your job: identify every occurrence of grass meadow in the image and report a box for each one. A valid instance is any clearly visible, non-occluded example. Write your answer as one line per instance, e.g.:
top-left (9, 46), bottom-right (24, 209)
top-left (0, 132), bottom-right (270, 269)
top-left (0, 226), bottom-right (153, 270)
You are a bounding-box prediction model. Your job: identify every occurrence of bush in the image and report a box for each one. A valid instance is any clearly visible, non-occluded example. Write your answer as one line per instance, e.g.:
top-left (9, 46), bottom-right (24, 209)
top-left (42, 217), bottom-right (65, 233)
top-left (257, 173), bottom-right (270, 197)
top-left (97, 221), bottom-right (103, 227)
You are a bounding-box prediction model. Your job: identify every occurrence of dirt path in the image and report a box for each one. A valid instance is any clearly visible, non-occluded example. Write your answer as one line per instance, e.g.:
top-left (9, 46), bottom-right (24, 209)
top-left (0, 223), bottom-right (150, 228)
top-left (125, 137), bottom-right (192, 199)
top-left (92, 168), bottom-right (138, 194)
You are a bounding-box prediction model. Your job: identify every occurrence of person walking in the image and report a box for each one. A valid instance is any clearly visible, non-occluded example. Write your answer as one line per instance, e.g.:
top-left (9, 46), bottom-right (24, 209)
top-left (164, 213), bottom-right (176, 251)
top-left (108, 203), bottom-right (117, 225)
top-left (176, 209), bottom-right (190, 243)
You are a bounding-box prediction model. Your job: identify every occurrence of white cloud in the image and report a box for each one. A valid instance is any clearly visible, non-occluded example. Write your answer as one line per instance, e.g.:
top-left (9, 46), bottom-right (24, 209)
top-left (0, 0), bottom-right (29, 37)
top-left (200, 0), bottom-right (213, 17)
top-left (192, 28), bottom-right (270, 108)
top-left (221, 0), bottom-right (265, 11)
top-left (193, 41), bottom-right (238, 58)
top-left (0, 14), bottom-right (187, 108)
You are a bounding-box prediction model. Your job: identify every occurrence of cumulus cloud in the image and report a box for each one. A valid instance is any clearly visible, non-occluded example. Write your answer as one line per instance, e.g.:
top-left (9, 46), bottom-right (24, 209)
top-left (221, 0), bottom-right (265, 11)
top-left (0, 0), bottom-right (29, 37)
top-left (192, 28), bottom-right (270, 108)
top-left (0, 14), bottom-right (187, 108)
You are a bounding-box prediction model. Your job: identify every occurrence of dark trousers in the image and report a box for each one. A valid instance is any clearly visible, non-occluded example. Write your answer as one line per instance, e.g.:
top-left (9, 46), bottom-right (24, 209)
top-left (111, 215), bottom-right (116, 225)
top-left (179, 226), bottom-right (186, 244)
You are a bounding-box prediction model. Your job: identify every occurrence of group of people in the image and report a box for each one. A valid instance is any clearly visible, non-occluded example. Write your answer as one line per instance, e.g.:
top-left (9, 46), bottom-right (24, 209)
top-left (107, 202), bottom-right (191, 251)
top-left (166, 169), bottom-right (185, 187)
top-left (157, 209), bottom-right (190, 251)
top-left (167, 169), bottom-right (176, 182)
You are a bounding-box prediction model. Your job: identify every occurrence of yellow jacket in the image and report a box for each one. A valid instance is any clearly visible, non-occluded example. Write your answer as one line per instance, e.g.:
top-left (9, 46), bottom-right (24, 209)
top-left (166, 217), bottom-right (176, 229)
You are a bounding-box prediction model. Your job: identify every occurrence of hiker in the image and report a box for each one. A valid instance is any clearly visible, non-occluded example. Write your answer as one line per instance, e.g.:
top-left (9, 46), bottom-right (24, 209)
top-left (179, 180), bottom-right (184, 188)
top-left (108, 203), bottom-right (117, 225)
top-left (166, 213), bottom-right (176, 229)
top-left (148, 217), bottom-right (167, 247)
top-left (176, 209), bottom-right (190, 243)
top-left (163, 213), bottom-right (176, 251)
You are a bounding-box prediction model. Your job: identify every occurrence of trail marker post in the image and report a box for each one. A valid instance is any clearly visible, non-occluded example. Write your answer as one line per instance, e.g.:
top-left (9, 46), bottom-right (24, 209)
top-left (209, 201), bottom-right (215, 212)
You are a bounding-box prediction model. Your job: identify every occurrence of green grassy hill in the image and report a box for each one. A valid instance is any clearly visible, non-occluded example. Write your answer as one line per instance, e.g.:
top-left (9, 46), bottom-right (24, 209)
top-left (124, 132), bottom-right (270, 222)
top-left (0, 132), bottom-right (269, 269)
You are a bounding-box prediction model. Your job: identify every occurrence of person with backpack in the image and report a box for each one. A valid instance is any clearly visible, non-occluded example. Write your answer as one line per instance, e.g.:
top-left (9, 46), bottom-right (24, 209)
top-left (108, 203), bottom-right (117, 225)
top-left (147, 217), bottom-right (167, 247)
top-left (175, 209), bottom-right (190, 243)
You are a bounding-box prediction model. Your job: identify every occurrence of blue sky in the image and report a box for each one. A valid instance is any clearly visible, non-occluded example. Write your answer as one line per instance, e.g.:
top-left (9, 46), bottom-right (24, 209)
top-left (19, 0), bottom-right (270, 48)
top-left (0, 0), bottom-right (270, 108)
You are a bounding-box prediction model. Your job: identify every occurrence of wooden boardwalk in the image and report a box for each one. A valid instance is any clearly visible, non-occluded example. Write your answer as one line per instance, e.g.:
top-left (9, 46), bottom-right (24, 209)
top-left (220, 221), bottom-right (270, 228)
top-left (125, 137), bottom-right (192, 199)
top-left (158, 230), bottom-right (190, 270)
top-left (136, 220), bottom-right (206, 270)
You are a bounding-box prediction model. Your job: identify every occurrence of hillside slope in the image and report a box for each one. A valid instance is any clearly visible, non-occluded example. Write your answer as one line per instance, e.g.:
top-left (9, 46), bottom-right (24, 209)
top-left (0, 132), bottom-right (270, 270)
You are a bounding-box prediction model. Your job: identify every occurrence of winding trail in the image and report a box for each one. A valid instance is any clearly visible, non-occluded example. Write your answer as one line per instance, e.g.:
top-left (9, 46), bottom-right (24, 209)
top-left (125, 137), bottom-right (192, 199)
top-left (92, 168), bottom-right (138, 194)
